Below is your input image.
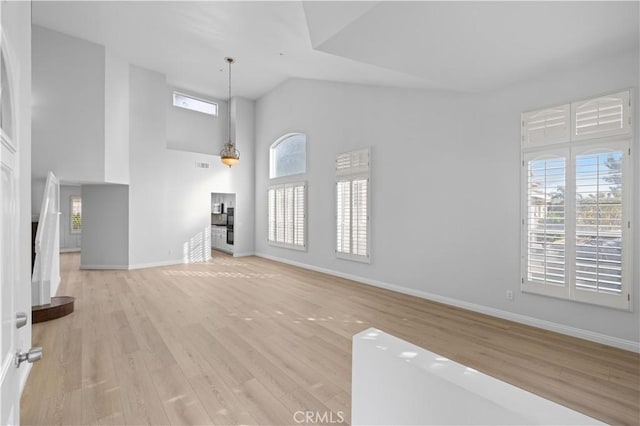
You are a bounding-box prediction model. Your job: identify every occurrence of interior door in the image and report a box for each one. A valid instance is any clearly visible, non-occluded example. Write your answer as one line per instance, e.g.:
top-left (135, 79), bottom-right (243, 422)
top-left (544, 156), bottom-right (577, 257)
top-left (1, 14), bottom-right (33, 425)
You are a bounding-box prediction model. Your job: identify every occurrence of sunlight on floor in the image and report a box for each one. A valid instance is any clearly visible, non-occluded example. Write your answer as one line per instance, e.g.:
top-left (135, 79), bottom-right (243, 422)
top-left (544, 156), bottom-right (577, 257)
top-left (163, 270), bottom-right (280, 279)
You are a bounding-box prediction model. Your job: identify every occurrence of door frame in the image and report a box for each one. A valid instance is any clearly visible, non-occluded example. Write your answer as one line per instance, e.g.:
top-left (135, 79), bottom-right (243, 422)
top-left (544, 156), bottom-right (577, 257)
top-left (0, 6), bottom-right (32, 424)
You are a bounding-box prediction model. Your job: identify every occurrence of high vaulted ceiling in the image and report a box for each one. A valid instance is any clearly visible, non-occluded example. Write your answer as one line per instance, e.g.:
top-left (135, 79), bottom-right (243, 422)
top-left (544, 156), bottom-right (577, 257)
top-left (33, 1), bottom-right (639, 100)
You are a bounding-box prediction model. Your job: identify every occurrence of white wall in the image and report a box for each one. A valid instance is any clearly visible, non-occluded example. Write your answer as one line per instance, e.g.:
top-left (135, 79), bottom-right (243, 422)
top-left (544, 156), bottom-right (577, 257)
top-left (254, 50), bottom-right (639, 348)
top-left (32, 27), bottom-right (130, 193)
top-left (3, 0), bottom-right (33, 412)
top-left (166, 86), bottom-right (227, 155)
top-left (229, 97), bottom-right (255, 256)
top-left (32, 26), bottom-right (105, 182)
top-left (59, 185), bottom-right (81, 252)
top-left (80, 184), bottom-right (129, 269)
top-left (104, 50), bottom-right (130, 184)
top-left (128, 65), bottom-right (256, 267)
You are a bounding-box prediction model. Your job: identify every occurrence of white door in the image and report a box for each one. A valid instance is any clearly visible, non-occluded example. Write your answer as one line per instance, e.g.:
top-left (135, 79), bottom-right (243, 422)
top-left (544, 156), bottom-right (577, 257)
top-left (1, 13), bottom-right (37, 425)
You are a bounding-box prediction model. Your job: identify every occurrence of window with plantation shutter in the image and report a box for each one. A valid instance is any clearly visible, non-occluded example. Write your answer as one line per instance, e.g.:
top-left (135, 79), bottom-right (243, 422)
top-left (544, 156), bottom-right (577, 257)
top-left (268, 182), bottom-right (306, 250)
top-left (336, 149), bottom-right (370, 262)
top-left (521, 90), bottom-right (632, 310)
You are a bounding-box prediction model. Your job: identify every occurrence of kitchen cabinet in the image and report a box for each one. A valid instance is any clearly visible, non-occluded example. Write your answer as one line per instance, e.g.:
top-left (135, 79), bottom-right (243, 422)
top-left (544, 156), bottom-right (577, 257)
top-left (211, 193), bottom-right (236, 213)
top-left (223, 194), bottom-right (235, 209)
top-left (211, 194), bottom-right (222, 212)
top-left (211, 226), bottom-right (233, 254)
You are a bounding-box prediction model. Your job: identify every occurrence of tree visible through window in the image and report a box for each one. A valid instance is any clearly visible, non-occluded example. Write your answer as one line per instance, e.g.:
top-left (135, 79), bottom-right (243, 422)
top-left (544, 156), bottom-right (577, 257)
top-left (521, 90), bottom-right (632, 310)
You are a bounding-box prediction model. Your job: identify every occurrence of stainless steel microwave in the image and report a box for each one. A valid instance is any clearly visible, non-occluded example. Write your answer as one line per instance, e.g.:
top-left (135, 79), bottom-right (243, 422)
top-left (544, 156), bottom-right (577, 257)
top-left (212, 203), bottom-right (224, 214)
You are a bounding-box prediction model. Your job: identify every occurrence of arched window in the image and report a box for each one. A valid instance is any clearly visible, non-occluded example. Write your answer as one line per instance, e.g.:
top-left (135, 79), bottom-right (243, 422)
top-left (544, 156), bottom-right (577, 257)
top-left (270, 133), bottom-right (306, 179)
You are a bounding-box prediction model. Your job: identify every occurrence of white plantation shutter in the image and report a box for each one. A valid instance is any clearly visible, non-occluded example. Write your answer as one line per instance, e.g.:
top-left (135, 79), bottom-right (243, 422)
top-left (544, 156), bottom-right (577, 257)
top-left (352, 178), bottom-right (368, 257)
top-left (524, 154), bottom-right (566, 288)
top-left (522, 104), bottom-right (570, 147)
top-left (572, 91), bottom-right (631, 140)
top-left (294, 185), bottom-right (305, 247)
top-left (336, 149), bottom-right (370, 177)
top-left (267, 182), bottom-right (306, 250)
top-left (336, 149), bottom-right (370, 262)
top-left (336, 180), bottom-right (351, 254)
top-left (268, 189), bottom-right (276, 241)
top-left (276, 187), bottom-right (285, 242)
top-left (285, 185), bottom-right (294, 244)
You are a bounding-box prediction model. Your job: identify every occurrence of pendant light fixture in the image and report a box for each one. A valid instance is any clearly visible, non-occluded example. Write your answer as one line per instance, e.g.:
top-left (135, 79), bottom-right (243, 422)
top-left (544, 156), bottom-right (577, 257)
top-left (220, 57), bottom-right (240, 167)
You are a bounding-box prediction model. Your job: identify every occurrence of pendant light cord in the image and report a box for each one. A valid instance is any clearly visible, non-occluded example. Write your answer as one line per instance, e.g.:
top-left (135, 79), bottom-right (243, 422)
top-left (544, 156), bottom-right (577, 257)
top-left (228, 58), bottom-right (232, 144)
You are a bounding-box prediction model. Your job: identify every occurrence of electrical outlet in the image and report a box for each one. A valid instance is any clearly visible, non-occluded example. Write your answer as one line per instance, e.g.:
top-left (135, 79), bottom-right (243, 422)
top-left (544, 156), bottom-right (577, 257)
top-left (506, 290), bottom-right (514, 301)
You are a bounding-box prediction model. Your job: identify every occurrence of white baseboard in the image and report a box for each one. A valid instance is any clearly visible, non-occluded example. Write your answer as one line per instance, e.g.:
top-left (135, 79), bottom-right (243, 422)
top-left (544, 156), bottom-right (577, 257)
top-left (81, 258), bottom-right (214, 271)
top-left (255, 252), bottom-right (640, 353)
top-left (60, 248), bottom-right (81, 253)
top-left (80, 264), bottom-right (129, 270)
top-left (232, 251), bottom-right (255, 257)
top-left (127, 259), bottom-right (185, 270)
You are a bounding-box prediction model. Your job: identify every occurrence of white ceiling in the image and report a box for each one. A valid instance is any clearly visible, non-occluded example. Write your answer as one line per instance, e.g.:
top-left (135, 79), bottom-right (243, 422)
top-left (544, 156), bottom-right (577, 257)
top-left (32, 1), bottom-right (639, 100)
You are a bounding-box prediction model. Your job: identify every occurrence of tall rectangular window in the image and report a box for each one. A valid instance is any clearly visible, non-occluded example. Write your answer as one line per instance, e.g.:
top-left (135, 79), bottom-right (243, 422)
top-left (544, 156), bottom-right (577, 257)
top-left (268, 182), bottom-right (306, 250)
top-left (336, 149), bottom-right (370, 262)
top-left (521, 90), bottom-right (632, 310)
top-left (70, 196), bottom-right (82, 234)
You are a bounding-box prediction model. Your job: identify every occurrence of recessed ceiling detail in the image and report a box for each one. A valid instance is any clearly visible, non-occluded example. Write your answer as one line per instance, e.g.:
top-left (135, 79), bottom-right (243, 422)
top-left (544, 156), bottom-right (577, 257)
top-left (33, 1), bottom-right (639, 99)
top-left (306, 1), bottom-right (640, 93)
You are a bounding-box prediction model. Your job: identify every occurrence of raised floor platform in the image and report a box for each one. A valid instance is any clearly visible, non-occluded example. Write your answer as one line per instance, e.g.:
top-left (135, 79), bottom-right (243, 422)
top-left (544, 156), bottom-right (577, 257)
top-left (32, 296), bottom-right (75, 324)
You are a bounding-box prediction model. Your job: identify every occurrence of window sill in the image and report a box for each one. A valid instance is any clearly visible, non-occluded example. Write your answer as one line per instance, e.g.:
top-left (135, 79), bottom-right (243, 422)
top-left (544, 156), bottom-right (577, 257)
top-left (336, 252), bottom-right (370, 264)
top-left (521, 283), bottom-right (631, 312)
top-left (268, 241), bottom-right (307, 252)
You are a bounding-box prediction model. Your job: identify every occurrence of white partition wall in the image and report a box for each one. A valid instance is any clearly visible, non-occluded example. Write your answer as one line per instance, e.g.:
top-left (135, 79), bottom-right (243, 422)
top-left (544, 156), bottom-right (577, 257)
top-left (351, 328), bottom-right (602, 425)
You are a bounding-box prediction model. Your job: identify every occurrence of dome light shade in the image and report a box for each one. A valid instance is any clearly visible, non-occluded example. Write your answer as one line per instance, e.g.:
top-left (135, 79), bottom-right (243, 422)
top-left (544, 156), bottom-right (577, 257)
top-left (220, 140), bottom-right (240, 167)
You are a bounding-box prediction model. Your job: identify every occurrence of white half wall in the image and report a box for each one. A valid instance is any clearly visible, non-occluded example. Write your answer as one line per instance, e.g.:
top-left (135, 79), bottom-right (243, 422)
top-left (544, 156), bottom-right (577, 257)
top-left (80, 184), bottom-right (129, 269)
top-left (352, 328), bottom-right (602, 425)
top-left (254, 50), bottom-right (639, 347)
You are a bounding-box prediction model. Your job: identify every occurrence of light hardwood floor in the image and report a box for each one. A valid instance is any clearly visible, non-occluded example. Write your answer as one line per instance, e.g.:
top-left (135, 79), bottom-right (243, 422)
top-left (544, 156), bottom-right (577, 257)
top-left (21, 252), bottom-right (639, 425)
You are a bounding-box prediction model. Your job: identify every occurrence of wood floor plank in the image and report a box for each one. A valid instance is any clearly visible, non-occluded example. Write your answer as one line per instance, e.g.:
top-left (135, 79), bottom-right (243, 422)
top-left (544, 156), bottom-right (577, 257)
top-left (149, 363), bottom-right (212, 425)
top-left (20, 251), bottom-right (640, 426)
top-left (111, 351), bottom-right (170, 425)
top-left (188, 373), bottom-right (259, 426)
